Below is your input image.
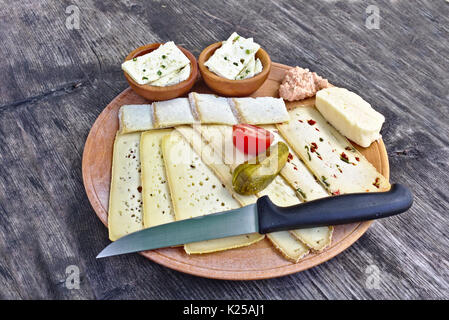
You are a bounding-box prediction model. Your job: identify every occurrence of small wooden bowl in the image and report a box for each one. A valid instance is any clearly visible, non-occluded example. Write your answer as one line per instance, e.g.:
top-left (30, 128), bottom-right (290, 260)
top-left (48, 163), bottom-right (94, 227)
top-left (123, 43), bottom-right (198, 101)
top-left (198, 42), bottom-right (271, 97)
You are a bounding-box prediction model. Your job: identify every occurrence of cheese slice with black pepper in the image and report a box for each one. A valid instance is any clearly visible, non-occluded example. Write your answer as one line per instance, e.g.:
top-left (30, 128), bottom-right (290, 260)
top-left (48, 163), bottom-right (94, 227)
top-left (140, 129), bottom-right (175, 228)
top-left (162, 130), bottom-right (263, 254)
top-left (277, 106), bottom-right (390, 194)
top-left (108, 132), bottom-right (144, 241)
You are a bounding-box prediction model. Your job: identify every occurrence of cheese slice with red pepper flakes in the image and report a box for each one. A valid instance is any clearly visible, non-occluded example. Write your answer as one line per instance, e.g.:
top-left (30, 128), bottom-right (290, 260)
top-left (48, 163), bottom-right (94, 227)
top-left (277, 106), bottom-right (390, 195)
top-left (262, 125), bottom-right (333, 252)
top-left (192, 124), bottom-right (333, 257)
top-left (162, 130), bottom-right (263, 254)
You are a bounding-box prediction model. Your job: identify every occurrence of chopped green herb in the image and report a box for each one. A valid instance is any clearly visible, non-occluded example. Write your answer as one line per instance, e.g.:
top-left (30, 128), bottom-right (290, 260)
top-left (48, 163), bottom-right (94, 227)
top-left (224, 56), bottom-right (228, 61)
top-left (142, 76), bottom-right (148, 80)
top-left (161, 65), bottom-right (166, 68)
top-left (162, 55), bottom-right (167, 59)
top-left (233, 62), bottom-right (238, 66)
top-left (142, 69), bottom-right (146, 72)
top-left (319, 137), bottom-right (324, 142)
top-left (245, 69), bottom-right (250, 74)
top-left (245, 49), bottom-right (250, 54)
top-left (157, 70), bottom-right (162, 76)
top-left (321, 176), bottom-right (330, 187)
top-left (296, 188), bottom-right (307, 200)
top-left (133, 58), bottom-right (137, 61)
top-left (304, 145), bottom-right (312, 161)
top-left (233, 36), bottom-right (240, 42)
top-left (240, 58), bottom-right (245, 64)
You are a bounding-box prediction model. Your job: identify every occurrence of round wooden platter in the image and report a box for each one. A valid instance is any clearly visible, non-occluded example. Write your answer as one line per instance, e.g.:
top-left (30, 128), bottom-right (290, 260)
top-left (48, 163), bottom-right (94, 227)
top-left (82, 62), bottom-right (389, 280)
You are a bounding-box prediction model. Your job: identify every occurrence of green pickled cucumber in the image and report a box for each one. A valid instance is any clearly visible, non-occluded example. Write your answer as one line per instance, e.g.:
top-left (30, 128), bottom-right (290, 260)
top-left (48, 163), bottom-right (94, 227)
top-left (232, 142), bottom-right (289, 195)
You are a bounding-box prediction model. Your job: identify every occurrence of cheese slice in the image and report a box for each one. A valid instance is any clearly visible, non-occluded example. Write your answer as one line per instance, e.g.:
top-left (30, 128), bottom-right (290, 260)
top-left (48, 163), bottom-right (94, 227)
top-left (204, 32), bottom-right (260, 80)
top-left (178, 125), bottom-right (308, 261)
top-left (108, 132), bottom-right (143, 241)
top-left (277, 106), bottom-right (390, 194)
top-left (230, 97), bottom-right (290, 124)
top-left (192, 125), bottom-right (325, 261)
top-left (121, 41), bottom-right (190, 85)
top-left (162, 130), bottom-right (263, 254)
top-left (188, 93), bottom-right (238, 125)
top-left (254, 58), bottom-right (263, 75)
top-left (119, 105), bottom-right (154, 134)
top-left (258, 176), bottom-right (310, 262)
top-left (153, 98), bottom-right (196, 128)
top-left (236, 55), bottom-right (256, 80)
top-left (196, 124), bottom-right (334, 252)
top-left (151, 64), bottom-right (191, 87)
top-left (117, 96), bottom-right (290, 134)
top-left (140, 129), bottom-right (175, 228)
top-left (262, 125), bottom-right (333, 251)
top-left (316, 87), bottom-right (385, 147)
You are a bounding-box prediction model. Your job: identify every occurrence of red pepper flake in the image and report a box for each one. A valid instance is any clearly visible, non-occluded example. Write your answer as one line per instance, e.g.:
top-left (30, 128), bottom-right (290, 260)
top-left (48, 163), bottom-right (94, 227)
top-left (310, 142), bottom-right (318, 153)
top-left (332, 174), bottom-right (337, 178)
top-left (340, 152), bottom-right (350, 163)
top-left (137, 186), bottom-right (142, 193)
top-left (332, 190), bottom-right (341, 196)
top-left (293, 167), bottom-right (298, 171)
top-left (307, 119), bottom-right (316, 126)
top-left (298, 119), bottom-right (303, 123)
top-left (315, 128), bottom-right (320, 132)
top-left (373, 177), bottom-right (380, 188)
top-left (288, 153), bottom-right (293, 160)
top-left (345, 146), bottom-right (352, 151)
top-left (355, 157), bottom-right (360, 162)
top-left (317, 155), bottom-right (323, 160)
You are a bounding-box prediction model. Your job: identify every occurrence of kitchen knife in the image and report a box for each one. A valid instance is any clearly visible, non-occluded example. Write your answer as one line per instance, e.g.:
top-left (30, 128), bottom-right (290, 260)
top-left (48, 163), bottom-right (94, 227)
top-left (97, 183), bottom-right (413, 258)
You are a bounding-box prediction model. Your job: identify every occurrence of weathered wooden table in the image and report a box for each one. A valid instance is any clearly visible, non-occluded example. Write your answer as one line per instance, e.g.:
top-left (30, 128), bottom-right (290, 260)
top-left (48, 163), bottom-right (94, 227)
top-left (0, 0), bottom-right (448, 299)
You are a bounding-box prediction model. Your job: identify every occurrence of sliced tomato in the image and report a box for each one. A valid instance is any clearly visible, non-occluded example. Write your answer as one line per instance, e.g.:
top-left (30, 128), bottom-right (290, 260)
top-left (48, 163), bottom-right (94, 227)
top-left (232, 124), bottom-right (274, 156)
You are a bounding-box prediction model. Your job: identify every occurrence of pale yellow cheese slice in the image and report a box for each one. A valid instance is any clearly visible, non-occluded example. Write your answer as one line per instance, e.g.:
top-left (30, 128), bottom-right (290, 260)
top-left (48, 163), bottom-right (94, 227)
top-left (262, 125), bottom-right (333, 252)
top-left (196, 124), bottom-right (333, 252)
top-left (191, 125), bottom-right (317, 261)
top-left (188, 93), bottom-right (238, 125)
top-left (108, 132), bottom-right (144, 241)
top-left (230, 97), bottom-right (290, 124)
top-left (277, 106), bottom-right (390, 194)
top-left (162, 130), bottom-right (263, 254)
top-left (119, 104), bottom-right (154, 134)
top-left (153, 98), bottom-right (196, 128)
top-left (257, 176), bottom-right (310, 262)
top-left (140, 129), bottom-right (175, 228)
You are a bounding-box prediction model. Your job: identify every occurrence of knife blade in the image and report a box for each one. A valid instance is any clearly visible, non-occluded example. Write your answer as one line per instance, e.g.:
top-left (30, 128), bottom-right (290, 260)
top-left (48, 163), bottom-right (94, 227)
top-left (97, 183), bottom-right (412, 258)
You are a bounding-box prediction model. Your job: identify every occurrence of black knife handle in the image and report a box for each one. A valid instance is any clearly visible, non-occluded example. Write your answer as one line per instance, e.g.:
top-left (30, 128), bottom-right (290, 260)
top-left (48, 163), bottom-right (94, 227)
top-left (257, 183), bottom-right (413, 234)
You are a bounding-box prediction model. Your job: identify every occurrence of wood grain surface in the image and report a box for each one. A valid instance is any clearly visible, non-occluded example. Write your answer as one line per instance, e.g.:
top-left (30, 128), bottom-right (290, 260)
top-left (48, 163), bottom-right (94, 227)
top-left (0, 0), bottom-right (448, 299)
